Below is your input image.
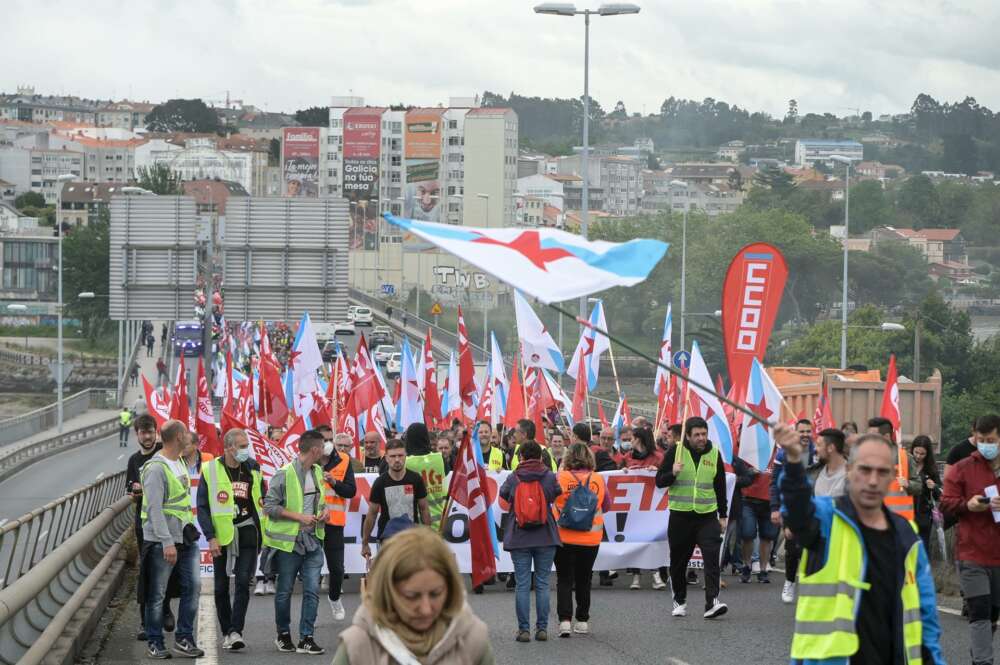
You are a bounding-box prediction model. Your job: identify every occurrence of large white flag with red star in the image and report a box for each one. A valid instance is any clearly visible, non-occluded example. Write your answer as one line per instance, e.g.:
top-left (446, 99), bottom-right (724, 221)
top-left (738, 358), bottom-right (783, 470)
top-left (514, 290), bottom-right (564, 373)
top-left (383, 214), bottom-right (668, 304)
top-left (567, 298), bottom-right (609, 391)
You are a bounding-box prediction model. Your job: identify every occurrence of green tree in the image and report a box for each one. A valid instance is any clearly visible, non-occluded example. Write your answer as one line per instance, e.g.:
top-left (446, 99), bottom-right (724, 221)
top-left (848, 180), bottom-right (892, 233)
top-left (63, 208), bottom-right (110, 342)
top-left (145, 99), bottom-right (222, 133)
top-left (294, 106), bottom-right (329, 126)
top-left (895, 174), bottom-right (941, 228)
top-left (14, 191), bottom-right (45, 210)
top-left (942, 133), bottom-right (978, 175)
top-left (137, 164), bottom-right (183, 195)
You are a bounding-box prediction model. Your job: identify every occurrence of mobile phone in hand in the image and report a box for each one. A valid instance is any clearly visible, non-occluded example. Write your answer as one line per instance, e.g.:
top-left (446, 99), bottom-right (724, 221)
top-left (978, 497), bottom-right (991, 504)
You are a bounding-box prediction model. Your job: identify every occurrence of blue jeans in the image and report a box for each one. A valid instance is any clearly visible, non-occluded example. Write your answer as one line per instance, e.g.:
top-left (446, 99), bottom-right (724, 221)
top-left (510, 546), bottom-right (555, 632)
top-left (274, 547), bottom-right (323, 638)
top-left (143, 541), bottom-right (201, 648)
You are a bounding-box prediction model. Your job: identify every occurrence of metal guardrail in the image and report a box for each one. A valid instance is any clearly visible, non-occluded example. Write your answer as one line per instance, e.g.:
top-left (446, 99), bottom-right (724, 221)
top-left (0, 345), bottom-right (117, 367)
top-left (0, 389), bottom-right (115, 447)
top-left (0, 476), bottom-right (132, 665)
top-left (0, 416), bottom-right (119, 484)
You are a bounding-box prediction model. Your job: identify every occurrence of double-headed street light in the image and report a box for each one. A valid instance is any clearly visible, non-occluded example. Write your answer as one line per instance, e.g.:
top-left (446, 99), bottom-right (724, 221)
top-left (670, 180), bottom-right (691, 349)
top-left (534, 2), bottom-right (641, 327)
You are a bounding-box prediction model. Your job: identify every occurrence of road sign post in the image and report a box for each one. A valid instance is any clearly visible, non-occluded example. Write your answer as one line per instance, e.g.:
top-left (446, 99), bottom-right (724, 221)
top-left (672, 350), bottom-right (691, 371)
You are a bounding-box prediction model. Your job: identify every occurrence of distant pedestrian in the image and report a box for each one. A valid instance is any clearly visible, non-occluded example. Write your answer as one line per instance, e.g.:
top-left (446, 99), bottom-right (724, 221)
top-left (129, 363), bottom-right (139, 387)
top-left (385, 305), bottom-right (393, 320)
top-left (499, 440), bottom-right (562, 643)
top-left (401, 312), bottom-right (408, 329)
top-left (156, 358), bottom-right (167, 382)
top-left (161, 323), bottom-right (168, 348)
top-left (118, 407), bottom-right (134, 447)
top-left (146, 334), bottom-right (155, 357)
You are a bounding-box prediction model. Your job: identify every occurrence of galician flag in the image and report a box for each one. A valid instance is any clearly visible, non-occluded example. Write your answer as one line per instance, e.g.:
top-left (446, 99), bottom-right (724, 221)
top-left (688, 340), bottom-right (735, 463)
top-left (445, 349), bottom-right (461, 422)
top-left (490, 332), bottom-right (509, 418)
top-left (738, 358), bottom-right (783, 470)
top-left (567, 298), bottom-right (609, 391)
top-left (654, 304), bottom-right (672, 396)
top-left (396, 337), bottom-right (423, 430)
top-left (514, 290), bottom-right (564, 373)
top-left (382, 214), bottom-right (668, 304)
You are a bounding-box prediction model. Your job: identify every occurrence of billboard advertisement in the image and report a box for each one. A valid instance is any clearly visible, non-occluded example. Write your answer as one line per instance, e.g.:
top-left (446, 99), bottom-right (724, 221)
top-left (404, 109), bottom-right (444, 223)
top-left (343, 109), bottom-right (383, 249)
top-left (281, 127), bottom-right (320, 197)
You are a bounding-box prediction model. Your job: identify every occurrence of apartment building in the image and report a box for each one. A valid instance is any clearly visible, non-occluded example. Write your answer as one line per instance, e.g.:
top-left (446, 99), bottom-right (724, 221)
top-left (794, 139), bottom-right (863, 167)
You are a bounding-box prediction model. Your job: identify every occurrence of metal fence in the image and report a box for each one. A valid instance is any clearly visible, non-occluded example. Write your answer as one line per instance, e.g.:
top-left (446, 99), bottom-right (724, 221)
top-left (0, 416), bottom-right (119, 484)
top-left (0, 473), bottom-right (131, 664)
top-left (0, 388), bottom-right (114, 447)
top-left (0, 345), bottom-right (117, 367)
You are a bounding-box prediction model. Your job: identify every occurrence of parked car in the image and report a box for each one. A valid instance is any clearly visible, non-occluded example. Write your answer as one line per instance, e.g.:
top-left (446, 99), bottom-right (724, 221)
top-left (370, 325), bottom-right (393, 346)
top-left (172, 321), bottom-right (204, 357)
top-left (385, 352), bottom-right (402, 378)
top-left (373, 344), bottom-right (395, 364)
top-left (334, 320), bottom-right (356, 335)
top-left (321, 340), bottom-right (342, 363)
top-left (353, 307), bottom-right (374, 326)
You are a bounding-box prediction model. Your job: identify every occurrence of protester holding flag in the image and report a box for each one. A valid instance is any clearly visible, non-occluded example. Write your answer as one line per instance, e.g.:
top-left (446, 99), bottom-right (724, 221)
top-left (362, 439), bottom-right (431, 554)
top-left (553, 443), bottom-right (610, 637)
top-left (655, 416), bottom-right (729, 620)
top-left (332, 527), bottom-right (493, 665)
top-left (499, 440), bottom-right (562, 643)
top-left (196, 428), bottom-right (265, 652)
top-left (320, 431), bottom-right (357, 623)
top-left (477, 420), bottom-right (505, 471)
top-left (813, 428), bottom-right (849, 499)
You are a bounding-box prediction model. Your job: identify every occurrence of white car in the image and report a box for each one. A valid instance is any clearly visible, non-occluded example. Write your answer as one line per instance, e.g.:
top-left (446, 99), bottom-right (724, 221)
top-left (385, 352), bottom-right (402, 377)
top-left (373, 344), bottom-right (395, 364)
top-left (353, 307), bottom-right (374, 326)
top-left (333, 320), bottom-right (355, 335)
top-left (346, 305), bottom-right (359, 321)
top-left (314, 321), bottom-right (337, 343)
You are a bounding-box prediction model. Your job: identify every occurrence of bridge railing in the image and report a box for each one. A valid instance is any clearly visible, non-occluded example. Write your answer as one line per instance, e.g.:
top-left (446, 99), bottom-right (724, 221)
top-left (0, 472), bottom-right (132, 664)
top-left (0, 388), bottom-right (115, 447)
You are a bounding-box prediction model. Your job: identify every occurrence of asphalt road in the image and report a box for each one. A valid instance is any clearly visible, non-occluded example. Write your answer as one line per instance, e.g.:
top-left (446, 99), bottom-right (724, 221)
top-left (0, 432), bottom-right (128, 521)
top-left (94, 568), bottom-right (971, 665)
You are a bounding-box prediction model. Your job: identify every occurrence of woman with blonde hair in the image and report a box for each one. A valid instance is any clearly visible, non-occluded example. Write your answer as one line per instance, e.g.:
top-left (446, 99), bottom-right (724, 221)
top-left (333, 527), bottom-right (494, 665)
top-left (553, 442), bottom-right (611, 638)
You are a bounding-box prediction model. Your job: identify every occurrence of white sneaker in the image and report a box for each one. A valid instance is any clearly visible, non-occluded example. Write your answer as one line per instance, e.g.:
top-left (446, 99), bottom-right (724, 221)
top-left (629, 574), bottom-right (641, 590)
top-left (558, 620), bottom-right (571, 637)
top-left (229, 632), bottom-right (246, 651)
top-left (704, 598), bottom-right (728, 619)
top-left (751, 560), bottom-right (761, 574)
top-left (265, 581), bottom-right (277, 595)
top-left (671, 600), bottom-right (687, 617)
top-left (572, 621), bottom-right (589, 634)
top-left (329, 598), bottom-right (346, 621)
top-left (320, 575), bottom-right (328, 591)
top-left (651, 571), bottom-right (667, 590)
top-left (221, 633), bottom-right (233, 650)
top-left (254, 580), bottom-right (266, 596)
top-left (781, 581), bottom-right (796, 604)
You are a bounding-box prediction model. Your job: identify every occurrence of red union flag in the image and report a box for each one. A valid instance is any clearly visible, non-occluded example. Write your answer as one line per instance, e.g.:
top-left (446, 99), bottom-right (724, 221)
top-left (447, 431), bottom-right (497, 588)
top-left (721, 242), bottom-right (788, 404)
top-left (196, 357), bottom-right (223, 457)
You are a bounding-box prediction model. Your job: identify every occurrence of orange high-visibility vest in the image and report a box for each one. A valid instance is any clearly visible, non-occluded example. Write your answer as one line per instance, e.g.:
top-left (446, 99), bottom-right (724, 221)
top-left (884, 447), bottom-right (915, 521)
top-left (323, 455), bottom-right (351, 527)
top-left (552, 470), bottom-right (606, 547)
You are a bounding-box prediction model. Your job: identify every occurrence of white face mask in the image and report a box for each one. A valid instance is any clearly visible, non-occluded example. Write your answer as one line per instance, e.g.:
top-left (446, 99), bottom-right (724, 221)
top-left (323, 441), bottom-right (334, 457)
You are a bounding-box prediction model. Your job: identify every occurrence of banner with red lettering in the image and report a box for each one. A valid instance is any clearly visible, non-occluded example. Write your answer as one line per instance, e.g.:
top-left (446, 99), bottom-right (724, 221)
top-left (720, 242), bottom-right (788, 404)
top-left (197, 469), bottom-right (734, 575)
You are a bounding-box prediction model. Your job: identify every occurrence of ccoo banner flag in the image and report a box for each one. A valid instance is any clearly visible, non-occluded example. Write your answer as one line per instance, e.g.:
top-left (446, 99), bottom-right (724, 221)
top-left (720, 242), bottom-right (788, 404)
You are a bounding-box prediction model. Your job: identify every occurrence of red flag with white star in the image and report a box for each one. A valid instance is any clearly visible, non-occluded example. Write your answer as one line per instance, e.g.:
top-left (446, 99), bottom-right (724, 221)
top-left (457, 306), bottom-right (477, 423)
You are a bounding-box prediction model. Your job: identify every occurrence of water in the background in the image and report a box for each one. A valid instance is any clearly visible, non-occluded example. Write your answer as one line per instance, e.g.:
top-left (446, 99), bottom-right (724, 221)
top-left (971, 316), bottom-right (1000, 342)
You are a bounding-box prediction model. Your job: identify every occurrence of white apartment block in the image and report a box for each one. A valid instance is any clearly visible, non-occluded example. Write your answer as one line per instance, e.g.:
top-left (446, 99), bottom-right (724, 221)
top-left (794, 139), bottom-right (863, 166)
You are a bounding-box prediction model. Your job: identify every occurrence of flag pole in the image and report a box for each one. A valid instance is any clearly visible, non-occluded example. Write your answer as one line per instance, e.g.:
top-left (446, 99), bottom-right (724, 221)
top-left (546, 302), bottom-right (770, 427)
top-left (677, 379), bottom-right (692, 445)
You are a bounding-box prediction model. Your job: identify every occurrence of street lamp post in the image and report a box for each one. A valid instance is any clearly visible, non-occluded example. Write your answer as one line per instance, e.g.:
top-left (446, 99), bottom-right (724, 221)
top-left (54, 173), bottom-right (78, 433)
top-left (79, 291), bottom-right (121, 400)
top-left (534, 2), bottom-right (641, 328)
top-left (831, 155), bottom-right (854, 369)
top-left (477, 193), bottom-right (490, 356)
top-left (670, 180), bottom-right (690, 349)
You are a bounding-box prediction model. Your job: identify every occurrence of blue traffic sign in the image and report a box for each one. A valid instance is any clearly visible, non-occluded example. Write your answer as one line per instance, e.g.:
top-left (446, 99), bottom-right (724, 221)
top-left (672, 350), bottom-right (691, 370)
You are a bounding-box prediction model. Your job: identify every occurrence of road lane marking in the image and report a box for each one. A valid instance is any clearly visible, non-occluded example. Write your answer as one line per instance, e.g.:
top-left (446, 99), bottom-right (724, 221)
top-left (198, 585), bottom-right (219, 664)
top-left (117, 454), bottom-right (125, 461)
top-left (940, 606), bottom-right (962, 616)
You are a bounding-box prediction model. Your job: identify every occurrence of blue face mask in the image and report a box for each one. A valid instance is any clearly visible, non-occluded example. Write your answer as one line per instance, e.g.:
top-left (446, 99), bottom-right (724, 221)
top-left (235, 448), bottom-right (251, 463)
top-left (979, 443), bottom-right (999, 461)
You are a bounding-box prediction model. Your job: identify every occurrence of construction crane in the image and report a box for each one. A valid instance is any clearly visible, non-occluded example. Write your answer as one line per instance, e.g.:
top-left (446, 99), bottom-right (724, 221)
top-left (202, 90), bottom-right (244, 109)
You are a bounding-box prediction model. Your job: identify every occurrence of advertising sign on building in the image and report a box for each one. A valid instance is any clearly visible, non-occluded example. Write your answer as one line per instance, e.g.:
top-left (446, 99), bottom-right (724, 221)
top-left (403, 109), bottom-right (444, 223)
top-left (343, 109), bottom-right (383, 249)
top-left (281, 127), bottom-right (320, 197)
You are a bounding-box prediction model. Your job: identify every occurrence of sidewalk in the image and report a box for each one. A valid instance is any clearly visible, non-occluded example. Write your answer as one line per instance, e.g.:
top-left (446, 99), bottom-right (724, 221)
top-left (123, 320), bottom-right (168, 413)
top-left (6, 408), bottom-right (119, 449)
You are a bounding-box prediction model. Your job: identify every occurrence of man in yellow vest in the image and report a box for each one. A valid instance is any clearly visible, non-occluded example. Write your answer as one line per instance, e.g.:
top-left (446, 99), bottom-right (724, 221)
top-left (776, 427), bottom-right (945, 664)
top-left (655, 416), bottom-right (729, 620)
top-left (510, 419), bottom-right (558, 472)
top-left (477, 420), bottom-right (506, 471)
top-left (119, 407), bottom-right (135, 447)
top-left (140, 419), bottom-right (205, 659)
top-left (262, 429), bottom-right (328, 656)
top-left (320, 431), bottom-right (356, 623)
top-left (196, 428), bottom-right (265, 652)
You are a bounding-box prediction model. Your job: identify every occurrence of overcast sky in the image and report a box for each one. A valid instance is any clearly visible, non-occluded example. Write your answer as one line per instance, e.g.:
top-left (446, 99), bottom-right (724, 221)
top-left (6, 0), bottom-right (1000, 119)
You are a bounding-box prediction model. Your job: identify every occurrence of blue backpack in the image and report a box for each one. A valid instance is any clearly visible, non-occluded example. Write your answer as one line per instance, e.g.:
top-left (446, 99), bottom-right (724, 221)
top-left (558, 473), bottom-right (598, 531)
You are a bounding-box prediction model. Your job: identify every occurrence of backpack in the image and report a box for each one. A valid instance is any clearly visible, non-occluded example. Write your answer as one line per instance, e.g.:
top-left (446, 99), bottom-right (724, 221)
top-left (558, 473), bottom-right (598, 532)
top-left (513, 478), bottom-right (548, 529)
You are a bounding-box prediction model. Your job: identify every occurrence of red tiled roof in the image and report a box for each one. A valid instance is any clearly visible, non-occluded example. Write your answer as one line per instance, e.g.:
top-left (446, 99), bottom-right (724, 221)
top-left (916, 229), bottom-right (961, 241)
